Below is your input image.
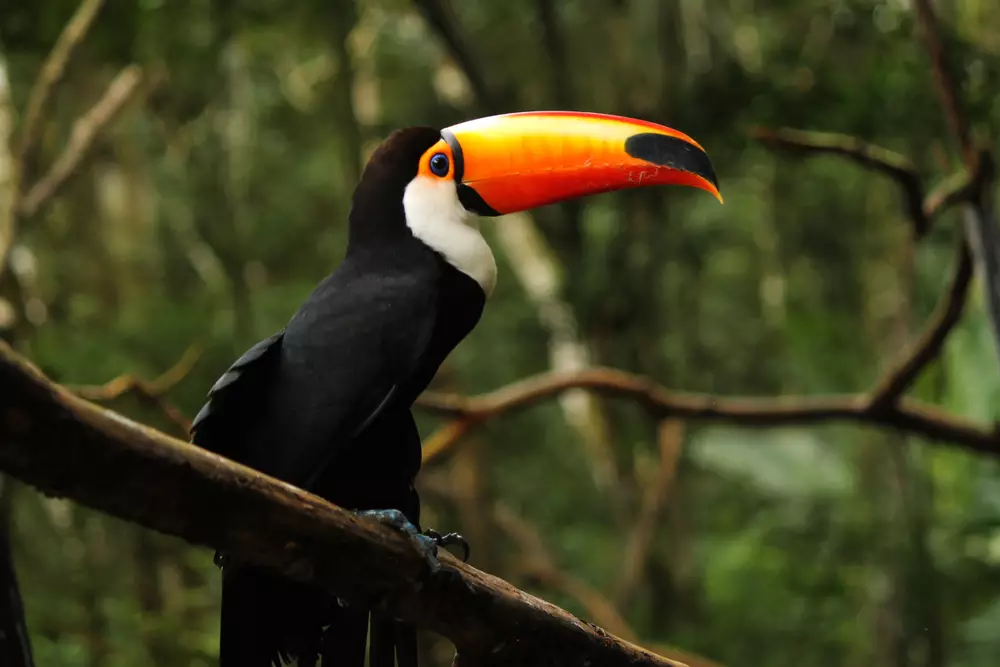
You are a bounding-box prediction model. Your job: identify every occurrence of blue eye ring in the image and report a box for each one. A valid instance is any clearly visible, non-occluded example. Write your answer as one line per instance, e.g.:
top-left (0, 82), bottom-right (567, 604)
top-left (429, 153), bottom-right (450, 177)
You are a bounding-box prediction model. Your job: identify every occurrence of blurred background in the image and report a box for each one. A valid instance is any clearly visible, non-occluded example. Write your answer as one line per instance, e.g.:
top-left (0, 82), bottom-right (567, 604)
top-left (1, 0), bottom-right (1000, 666)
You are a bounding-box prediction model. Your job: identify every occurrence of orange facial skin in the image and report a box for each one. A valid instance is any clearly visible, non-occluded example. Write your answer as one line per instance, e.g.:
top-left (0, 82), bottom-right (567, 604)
top-left (416, 140), bottom-right (456, 180)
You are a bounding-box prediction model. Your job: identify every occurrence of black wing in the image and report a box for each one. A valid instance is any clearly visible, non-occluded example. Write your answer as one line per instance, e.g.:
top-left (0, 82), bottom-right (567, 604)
top-left (189, 330), bottom-right (284, 461)
top-left (189, 262), bottom-right (438, 488)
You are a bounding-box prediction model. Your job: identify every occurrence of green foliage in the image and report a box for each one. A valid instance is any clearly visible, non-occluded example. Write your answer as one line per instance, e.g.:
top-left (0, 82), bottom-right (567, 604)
top-left (2, 0), bottom-right (1000, 666)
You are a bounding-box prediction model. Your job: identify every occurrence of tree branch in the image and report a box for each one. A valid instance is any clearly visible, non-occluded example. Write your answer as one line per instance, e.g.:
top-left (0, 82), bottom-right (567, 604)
top-left (0, 0), bottom-right (137, 279)
top-left (751, 126), bottom-right (968, 237)
top-left (418, 369), bottom-right (999, 464)
top-left (19, 65), bottom-right (144, 219)
top-left (615, 420), bottom-right (684, 608)
top-left (869, 238), bottom-right (972, 405)
top-left (911, 0), bottom-right (973, 163)
top-left (911, 0), bottom-right (1000, 371)
top-left (70, 343), bottom-right (202, 437)
top-left (752, 127), bottom-right (917, 179)
top-left (16, 0), bottom-right (107, 173)
top-left (0, 0), bottom-right (106, 275)
top-left (742, 97), bottom-right (997, 438)
top-left (924, 168), bottom-right (979, 219)
top-left (0, 341), bottom-right (687, 667)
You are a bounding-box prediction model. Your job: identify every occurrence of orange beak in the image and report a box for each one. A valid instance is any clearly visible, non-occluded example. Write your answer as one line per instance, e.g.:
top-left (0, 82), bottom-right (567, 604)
top-left (441, 111), bottom-right (721, 216)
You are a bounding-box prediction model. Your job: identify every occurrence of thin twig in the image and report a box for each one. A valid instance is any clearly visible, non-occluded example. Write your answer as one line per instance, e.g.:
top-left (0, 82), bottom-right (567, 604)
top-left (493, 500), bottom-right (720, 667)
top-left (17, 0), bottom-right (107, 171)
top-left (924, 169), bottom-right (978, 219)
top-left (753, 127), bottom-right (932, 236)
top-left (72, 343), bottom-right (201, 398)
top-left (911, 0), bottom-right (973, 163)
top-left (493, 503), bottom-right (639, 642)
top-left (19, 65), bottom-right (143, 218)
top-left (71, 343), bottom-right (202, 436)
top-left (0, 0), bottom-right (125, 280)
top-left (752, 127), bottom-right (917, 179)
top-left (421, 418), bottom-right (475, 458)
top-left (615, 420), bottom-right (684, 608)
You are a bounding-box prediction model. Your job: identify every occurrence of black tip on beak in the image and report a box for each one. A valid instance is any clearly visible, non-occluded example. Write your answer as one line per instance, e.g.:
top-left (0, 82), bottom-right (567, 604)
top-left (624, 133), bottom-right (719, 192)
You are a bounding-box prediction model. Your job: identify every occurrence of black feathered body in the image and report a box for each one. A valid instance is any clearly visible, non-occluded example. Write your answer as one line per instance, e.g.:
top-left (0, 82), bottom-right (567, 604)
top-left (189, 127), bottom-right (487, 667)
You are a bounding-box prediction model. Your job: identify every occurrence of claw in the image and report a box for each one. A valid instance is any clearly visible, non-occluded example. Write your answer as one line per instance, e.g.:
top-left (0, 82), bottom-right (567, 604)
top-left (423, 528), bottom-right (471, 562)
top-left (357, 509), bottom-right (442, 573)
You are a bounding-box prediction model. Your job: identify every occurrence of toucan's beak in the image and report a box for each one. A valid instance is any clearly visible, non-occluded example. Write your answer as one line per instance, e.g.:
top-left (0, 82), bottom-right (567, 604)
top-left (441, 111), bottom-right (722, 216)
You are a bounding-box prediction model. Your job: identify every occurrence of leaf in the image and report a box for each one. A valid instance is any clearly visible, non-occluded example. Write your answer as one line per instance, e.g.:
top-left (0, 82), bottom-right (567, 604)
top-left (690, 426), bottom-right (852, 500)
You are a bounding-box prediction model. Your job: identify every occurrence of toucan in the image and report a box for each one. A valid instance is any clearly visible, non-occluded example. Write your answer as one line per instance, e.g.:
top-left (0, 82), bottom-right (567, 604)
top-left (189, 111), bottom-right (720, 667)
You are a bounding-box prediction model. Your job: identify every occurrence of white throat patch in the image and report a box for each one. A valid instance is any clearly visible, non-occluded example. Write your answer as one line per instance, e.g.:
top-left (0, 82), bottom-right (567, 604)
top-left (402, 177), bottom-right (497, 297)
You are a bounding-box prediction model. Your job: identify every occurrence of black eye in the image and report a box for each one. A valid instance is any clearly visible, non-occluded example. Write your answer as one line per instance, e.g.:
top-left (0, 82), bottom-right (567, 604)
top-left (429, 153), bottom-right (450, 177)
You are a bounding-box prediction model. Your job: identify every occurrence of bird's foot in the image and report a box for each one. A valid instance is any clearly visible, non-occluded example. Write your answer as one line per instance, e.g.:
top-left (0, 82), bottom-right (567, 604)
top-left (357, 509), bottom-right (443, 573)
top-left (423, 528), bottom-right (470, 563)
top-left (357, 510), bottom-right (470, 572)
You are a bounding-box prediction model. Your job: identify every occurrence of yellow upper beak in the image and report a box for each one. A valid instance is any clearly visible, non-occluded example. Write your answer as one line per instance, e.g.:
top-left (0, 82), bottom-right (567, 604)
top-left (440, 111), bottom-right (721, 216)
